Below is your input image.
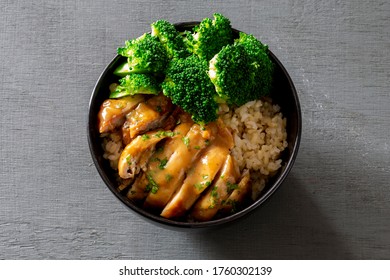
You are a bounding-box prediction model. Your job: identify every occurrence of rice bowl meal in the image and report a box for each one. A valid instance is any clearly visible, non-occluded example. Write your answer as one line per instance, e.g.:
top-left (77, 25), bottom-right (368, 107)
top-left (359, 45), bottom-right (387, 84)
top-left (91, 14), bottom-right (295, 224)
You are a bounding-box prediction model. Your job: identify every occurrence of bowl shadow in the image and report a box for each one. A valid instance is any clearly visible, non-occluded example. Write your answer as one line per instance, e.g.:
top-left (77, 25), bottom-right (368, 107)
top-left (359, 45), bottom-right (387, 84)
top-left (193, 173), bottom-right (352, 259)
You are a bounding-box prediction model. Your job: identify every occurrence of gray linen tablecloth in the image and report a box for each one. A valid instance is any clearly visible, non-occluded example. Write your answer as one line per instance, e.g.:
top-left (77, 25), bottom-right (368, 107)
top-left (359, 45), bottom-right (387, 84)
top-left (0, 0), bottom-right (389, 259)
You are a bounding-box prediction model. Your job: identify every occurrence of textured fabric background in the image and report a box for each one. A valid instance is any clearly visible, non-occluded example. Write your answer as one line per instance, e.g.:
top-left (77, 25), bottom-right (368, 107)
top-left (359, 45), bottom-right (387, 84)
top-left (0, 0), bottom-right (389, 259)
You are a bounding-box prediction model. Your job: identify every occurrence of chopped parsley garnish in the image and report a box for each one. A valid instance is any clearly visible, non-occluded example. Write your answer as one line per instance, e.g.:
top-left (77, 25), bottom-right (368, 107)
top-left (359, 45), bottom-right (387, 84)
top-left (209, 186), bottom-right (219, 209)
top-left (226, 181), bottom-right (239, 193)
top-left (164, 131), bottom-right (176, 137)
top-left (154, 131), bottom-right (164, 138)
top-left (194, 145), bottom-right (200, 150)
top-left (194, 181), bottom-right (212, 191)
top-left (154, 130), bottom-right (176, 138)
top-left (194, 183), bottom-right (204, 190)
top-left (165, 174), bottom-right (173, 182)
top-left (141, 134), bottom-right (150, 141)
top-left (227, 199), bottom-right (239, 213)
top-left (158, 157), bottom-right (168, 170)
top-left (182, 136), bottom-right (190, 147)
top-left (125, 154), bottom-right (132, 165)
top-left (205, 139), bottom-right (210, 145)
top-left (146, 173), bottom-right (159, 194)
top-left (211, 186), bottom-right (218, 198)
top-left (202, 174), bottom-right (209, 179)
top-left (145, 184), bottom-right (152, 192)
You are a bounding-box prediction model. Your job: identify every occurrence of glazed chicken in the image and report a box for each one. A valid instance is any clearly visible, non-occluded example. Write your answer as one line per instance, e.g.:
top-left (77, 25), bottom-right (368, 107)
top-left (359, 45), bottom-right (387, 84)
top-left (160, 120), bottom-right (234, 219)
top-left (98, 95), bottom-right (144, 134)
top-left (126, 122), bottom-right (193, 202)
top-left (143, 123), bottom-right (218, 210)
top-left (190, 154), bottom-right (240, 221)
top-left (98, 94), bottom-right (252, 221)
top-left (122, 94), bottom-right (175, 145)
top-left (117, 129), bottom-right (171, 179)
top-left (219, 169), bottom-right (252, 214)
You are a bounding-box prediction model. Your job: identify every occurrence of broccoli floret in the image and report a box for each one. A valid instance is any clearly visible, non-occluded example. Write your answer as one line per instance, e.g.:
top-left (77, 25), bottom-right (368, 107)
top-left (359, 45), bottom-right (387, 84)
top-left (151, 20), bottom-right (190, 59)
top-left (208, 44), bottom-right (253, 106)
top-left (113, 61), bottom-right (131, 77)
top-left (208, 32), bottom-right (274, 106)
top-left (117, 33), bottom-right (168, 74)
top-left (162, 55), bottom-right (218, 123)
top-left (109, 73), bottom-right (161, 98)
top-left (235, 32), bottom-right (274, 97)
top-left (184, 13), bottom-right (233, 61)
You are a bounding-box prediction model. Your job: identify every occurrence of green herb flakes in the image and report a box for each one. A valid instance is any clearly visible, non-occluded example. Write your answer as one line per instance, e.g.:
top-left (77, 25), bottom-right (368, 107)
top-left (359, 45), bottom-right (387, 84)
top-left (155, 130), bottom-right (175, 138)
top-left (211, 186), bottom-right (218, 198)
top-left (226, 181), bottom-right (239, 193)
top-left (125, 155), bottom-right (132, 165)
top-left (146, 173), bottom-right (159, 194)
top-left (182, 136), bottom-right (190, 147)
top-left (158, 158), bottom-right (168, 170)
top-left (165, 174), bottom-right (173, 182)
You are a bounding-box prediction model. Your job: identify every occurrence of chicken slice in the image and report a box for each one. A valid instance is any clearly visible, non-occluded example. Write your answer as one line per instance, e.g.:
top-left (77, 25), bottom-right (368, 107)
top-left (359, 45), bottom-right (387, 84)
top-left (161, 121), bottom-right (234, 219)
top-left (117, 129), bottom-right (172, 179)
top-left (127, 172), bottom-right (149, 201)
top-left (127, 122), bottom-right (193, 202)
top-left (122, 94), bottom-right (174, 144)
top-left (190, 155), bottom-right (240, 221)
top-left (143, 123), bottom-right (218, 210)
top-left (219, 169), bottom-right (252, 214)
top-left (98, 95), bottom-right (144, 134)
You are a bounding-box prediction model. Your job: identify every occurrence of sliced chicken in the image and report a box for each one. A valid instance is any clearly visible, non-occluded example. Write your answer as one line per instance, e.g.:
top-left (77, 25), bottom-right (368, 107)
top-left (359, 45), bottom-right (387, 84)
top-left (127, 122), bottom-right (193, 202)
top-left (122, 94), bottom-right (174, 144)
top-left (219, 169), bottom-right (252, 214)
top-left (98, 95), bottom-right (144, 134)
top-left (143, 123), bottom-right (218, 210)
top-left (161, 121), bottom-right (234, 219)
top-left (127, 172), bottom-right (149, 201)
top-left (118, 129), bottom-right (172, 179)
top-left (117, 178), bottom-right (133, 192)
top-left (190, 155), bottom-right (240, 221)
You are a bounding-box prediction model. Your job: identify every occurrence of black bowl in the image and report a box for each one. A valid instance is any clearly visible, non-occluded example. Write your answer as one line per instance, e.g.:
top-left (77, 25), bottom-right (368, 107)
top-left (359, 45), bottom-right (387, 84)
top-left (88, 22), bottom-right (301, 229)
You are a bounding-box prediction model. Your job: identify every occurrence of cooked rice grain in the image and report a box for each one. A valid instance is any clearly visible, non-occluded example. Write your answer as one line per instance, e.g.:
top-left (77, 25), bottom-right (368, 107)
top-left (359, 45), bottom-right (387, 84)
top-left (102, 131), bottom-right (123, 170)
top-left (220, 98), bottom-right (287, 199)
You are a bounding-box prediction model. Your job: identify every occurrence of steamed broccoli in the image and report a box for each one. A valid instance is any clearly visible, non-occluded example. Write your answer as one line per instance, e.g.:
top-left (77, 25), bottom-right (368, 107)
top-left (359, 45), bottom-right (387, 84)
top-left (235, 32), bottom-right (274, 97)
top-left (109, 73), bottom-right (161, 98)
top-left (109, 15), bottom-right (275, 125)
top-left (151, 20), bottom-right (190, 59)
top-left (113, 61), bottom-right (131, 77)
top-left (184, 13), bottom-right (233, 61)
top-left (208, 44), bottom-right (253, 106)
top-left (162, 55), bottom-right (218, 123)
top-left (117, 33), bottom-right (168, 74)
top-left (208, 32), bottom-right (274, 106)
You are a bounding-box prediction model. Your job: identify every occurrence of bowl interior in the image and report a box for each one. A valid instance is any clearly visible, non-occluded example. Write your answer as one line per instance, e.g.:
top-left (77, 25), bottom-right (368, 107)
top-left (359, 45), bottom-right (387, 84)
top-left (88, 22), bottom-right (301, 229)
